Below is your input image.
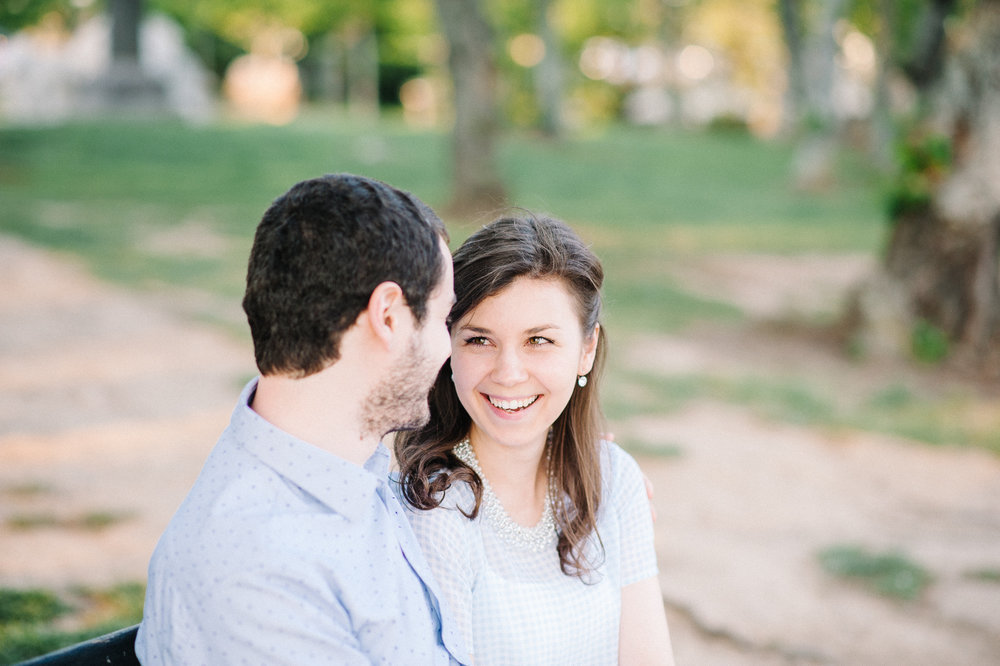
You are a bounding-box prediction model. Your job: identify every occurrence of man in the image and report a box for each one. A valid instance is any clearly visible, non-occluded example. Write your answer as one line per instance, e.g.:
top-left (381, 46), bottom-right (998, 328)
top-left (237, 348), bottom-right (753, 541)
top-left (136, 174), bottom-right (468, 664)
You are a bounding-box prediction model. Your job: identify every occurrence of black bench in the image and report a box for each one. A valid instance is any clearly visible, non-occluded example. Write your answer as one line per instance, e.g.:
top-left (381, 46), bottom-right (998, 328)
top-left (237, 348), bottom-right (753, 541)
top-left (16, 624), bottom-right (140, 665)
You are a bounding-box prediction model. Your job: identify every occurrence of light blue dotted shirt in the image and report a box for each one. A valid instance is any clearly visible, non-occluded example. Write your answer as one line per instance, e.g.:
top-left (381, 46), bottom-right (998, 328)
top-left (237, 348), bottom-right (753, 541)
top-left (136, 378), bottom-right (469, 665)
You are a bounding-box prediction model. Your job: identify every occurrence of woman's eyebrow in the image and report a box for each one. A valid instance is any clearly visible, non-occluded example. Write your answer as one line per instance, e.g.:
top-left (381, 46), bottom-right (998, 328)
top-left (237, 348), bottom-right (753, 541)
top-left (526, 325), bottom-right (559, 334)
top-left (458, 324), bottom-right (492, 334)
top-left (458, 324), bottom-right (561, 335)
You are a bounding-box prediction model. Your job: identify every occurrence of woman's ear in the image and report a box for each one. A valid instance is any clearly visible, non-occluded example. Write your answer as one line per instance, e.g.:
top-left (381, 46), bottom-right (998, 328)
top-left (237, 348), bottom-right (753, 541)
top-left (578, 323), bottom-right (600, 375)
top-left (364, 281), bottom-right (407, 348)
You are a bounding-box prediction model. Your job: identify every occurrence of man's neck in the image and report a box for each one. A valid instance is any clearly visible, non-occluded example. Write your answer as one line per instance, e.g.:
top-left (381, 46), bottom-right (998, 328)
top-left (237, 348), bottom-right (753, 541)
top-left (251, 372), bottom-right (378, 467)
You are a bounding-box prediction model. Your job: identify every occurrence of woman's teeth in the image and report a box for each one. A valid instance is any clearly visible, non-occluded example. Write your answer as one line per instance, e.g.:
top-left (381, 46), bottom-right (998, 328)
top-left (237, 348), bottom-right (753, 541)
top-left (488, 395), bottom-right (538, 412)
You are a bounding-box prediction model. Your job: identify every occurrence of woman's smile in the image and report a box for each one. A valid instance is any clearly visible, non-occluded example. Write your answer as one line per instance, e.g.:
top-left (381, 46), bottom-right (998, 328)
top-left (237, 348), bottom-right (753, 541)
top-left (485, 393), bottom-right (540, 414)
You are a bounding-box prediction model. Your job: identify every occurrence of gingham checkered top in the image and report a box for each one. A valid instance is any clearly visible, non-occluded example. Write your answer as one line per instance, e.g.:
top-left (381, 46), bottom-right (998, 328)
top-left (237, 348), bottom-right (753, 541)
top-left (406, 441), bottom-right (658, 665)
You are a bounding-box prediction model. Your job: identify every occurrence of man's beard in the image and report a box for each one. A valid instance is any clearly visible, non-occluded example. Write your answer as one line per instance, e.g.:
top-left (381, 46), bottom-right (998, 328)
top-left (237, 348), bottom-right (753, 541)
top-left (360, 335), bottom-right (439, 439)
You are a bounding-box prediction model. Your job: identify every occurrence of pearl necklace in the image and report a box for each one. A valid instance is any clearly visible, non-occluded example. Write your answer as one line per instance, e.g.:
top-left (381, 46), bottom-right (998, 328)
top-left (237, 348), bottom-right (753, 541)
top-left (453, 438), bottom-right (557, 552)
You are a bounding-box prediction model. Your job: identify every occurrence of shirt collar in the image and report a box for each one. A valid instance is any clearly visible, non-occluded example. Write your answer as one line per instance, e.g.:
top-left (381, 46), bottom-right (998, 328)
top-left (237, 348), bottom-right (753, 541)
top-left (229, 378), bottom-right (385, 523)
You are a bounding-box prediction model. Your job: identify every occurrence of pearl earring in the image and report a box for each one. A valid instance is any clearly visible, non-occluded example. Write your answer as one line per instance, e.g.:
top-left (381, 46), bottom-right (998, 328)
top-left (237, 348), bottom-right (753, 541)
top-left (577, 375), bottom-right (588, 388)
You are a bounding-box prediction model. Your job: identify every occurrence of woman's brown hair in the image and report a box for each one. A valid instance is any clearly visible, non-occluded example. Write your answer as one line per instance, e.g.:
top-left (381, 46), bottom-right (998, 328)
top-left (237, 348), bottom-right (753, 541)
top-left (395, 214), bottom-right (607, 578)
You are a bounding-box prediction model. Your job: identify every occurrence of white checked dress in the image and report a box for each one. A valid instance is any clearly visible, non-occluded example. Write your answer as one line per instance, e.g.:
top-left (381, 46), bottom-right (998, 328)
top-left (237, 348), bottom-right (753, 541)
top-left (404, 441), bottom-right (658, 665)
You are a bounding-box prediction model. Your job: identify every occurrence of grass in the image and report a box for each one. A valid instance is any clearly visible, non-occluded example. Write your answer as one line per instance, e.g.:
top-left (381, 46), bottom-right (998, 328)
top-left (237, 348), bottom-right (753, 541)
top-left (0, 114), bottom-right (889, 351)
top-left (506, 126), bottom-right (884, 250)
top-left (604, 370), bottom-right (1000, 455)
top-left (0, 115), bottom-right (886, 314)
top-left (6, 510), bottom-right (134, 531)
top-left (0, 482), bottom-right (54, 498)
top-left (819, 544), bottom-right (932, 601)
top-left (0, 583), bottom-right (145, 663)
top-left (963, 568), bottom-right (1000, 583)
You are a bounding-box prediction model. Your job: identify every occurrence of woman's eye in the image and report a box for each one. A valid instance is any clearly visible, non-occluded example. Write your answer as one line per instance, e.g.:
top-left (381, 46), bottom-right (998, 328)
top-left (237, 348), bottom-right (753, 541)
top-left (528, 336), bottom-right (552, 345)
top-left (464, 336), bottom-right (489, 346)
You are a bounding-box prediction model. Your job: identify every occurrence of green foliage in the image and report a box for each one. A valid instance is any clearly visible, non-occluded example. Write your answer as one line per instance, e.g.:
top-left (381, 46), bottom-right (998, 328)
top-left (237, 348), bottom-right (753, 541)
top-left (819, 544), bottom-right (932, 600)
top-left (886, 131), bottom-right (952, 220)
top-left (910, 319), bottom-right (949, 363)
top-left (152, 0), bottom-right (362, 46)
top-left (0, 583), bottom-right (145, 664)
top-left (0, 0), bottom-right (73, 33)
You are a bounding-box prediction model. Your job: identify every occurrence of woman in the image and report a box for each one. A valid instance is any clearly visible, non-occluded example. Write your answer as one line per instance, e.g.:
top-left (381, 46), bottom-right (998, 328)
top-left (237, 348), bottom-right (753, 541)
top-left (395, 215), bottom-right (675, 665)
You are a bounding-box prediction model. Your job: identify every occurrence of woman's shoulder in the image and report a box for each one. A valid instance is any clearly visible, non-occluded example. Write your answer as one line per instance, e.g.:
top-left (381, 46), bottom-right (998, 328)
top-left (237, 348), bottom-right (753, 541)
top-left (597, 439), bottom-right (648, 508)
top-left (599, 439), bottom-right (643, 479)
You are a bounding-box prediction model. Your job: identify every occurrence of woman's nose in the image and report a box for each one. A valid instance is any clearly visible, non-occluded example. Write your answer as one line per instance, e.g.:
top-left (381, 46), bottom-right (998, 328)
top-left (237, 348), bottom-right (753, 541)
top-left (491, 347), bottom-right (528, 385)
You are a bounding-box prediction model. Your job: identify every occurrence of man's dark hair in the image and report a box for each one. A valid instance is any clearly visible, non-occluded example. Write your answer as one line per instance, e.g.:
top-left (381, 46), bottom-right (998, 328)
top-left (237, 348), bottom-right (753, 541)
top-left (242, 173), bottom-right (448, 377)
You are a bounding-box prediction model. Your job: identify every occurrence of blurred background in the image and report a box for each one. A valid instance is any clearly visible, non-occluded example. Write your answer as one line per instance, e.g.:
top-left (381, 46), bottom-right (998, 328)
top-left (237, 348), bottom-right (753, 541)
top-left (1, 0), bottom-right (999, 663)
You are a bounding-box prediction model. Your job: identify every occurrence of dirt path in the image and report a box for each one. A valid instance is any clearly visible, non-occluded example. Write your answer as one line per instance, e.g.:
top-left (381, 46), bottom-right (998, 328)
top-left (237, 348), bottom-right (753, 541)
top-left (2, 236), bottom-right (999, 664)
top-left (0, 236), bottom-right (252, 586)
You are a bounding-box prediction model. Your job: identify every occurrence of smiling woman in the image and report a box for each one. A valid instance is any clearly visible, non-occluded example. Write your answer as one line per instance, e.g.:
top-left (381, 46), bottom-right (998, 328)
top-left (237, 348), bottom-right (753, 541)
top-left (394, 215), bottom-right (675, 665)
top-left (450, 277), bottom-right (598, 462)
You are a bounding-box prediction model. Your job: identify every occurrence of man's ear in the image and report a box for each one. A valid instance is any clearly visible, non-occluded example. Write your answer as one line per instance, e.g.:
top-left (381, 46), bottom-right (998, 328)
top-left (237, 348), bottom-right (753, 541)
top-left (364, 281), bottom-right (407, 349)
top-left (578, 323), bottom-right (600, 376)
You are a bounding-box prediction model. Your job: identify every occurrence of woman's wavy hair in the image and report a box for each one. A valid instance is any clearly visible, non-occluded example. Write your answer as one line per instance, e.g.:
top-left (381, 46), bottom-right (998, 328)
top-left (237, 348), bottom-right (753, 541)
top-left (395, 214), bottom-right (607, 578)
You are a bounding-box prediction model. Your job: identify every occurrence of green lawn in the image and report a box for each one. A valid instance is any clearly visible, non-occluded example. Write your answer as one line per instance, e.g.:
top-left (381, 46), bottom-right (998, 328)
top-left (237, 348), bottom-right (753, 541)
top-left (0, 115), bottom-right (887, 332)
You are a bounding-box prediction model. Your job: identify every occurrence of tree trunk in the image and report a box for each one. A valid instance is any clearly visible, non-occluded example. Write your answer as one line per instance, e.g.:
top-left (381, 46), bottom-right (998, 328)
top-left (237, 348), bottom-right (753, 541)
top-left (534, 0), bottom-right (564, 138)
top-left (851, 0), bottom-right (1000, 371)
top-left (922, 0), bottom-right (1000, 357)
top-left (314, 31), bottom-right (345, 104)
top-left (884, 209), bottom-right (1000, 354)
top-left (92, 0), bottom-right (165, 115)
top-left (779, 0), bottom-right (849, 191)
top-left (344, 21), bottom-right (379, 116)
top-left (110, 0), bottom-right (142, 62)
top-left (433, 0), bottom-right (507, 215)
top-left (868, 0), bottom-right (897, 169)
top-left (900, 0), bottom-right (957, 90)
top-left (777, 0), bottom-right (807, 134)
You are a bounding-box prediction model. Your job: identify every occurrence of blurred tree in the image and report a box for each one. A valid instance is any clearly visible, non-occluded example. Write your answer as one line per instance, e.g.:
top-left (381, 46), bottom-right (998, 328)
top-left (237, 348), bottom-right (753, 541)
top-left (110, 0), bottom-right (141, 61)
top-left (847, 0), bottom-right (958, 164)
top-left (147, 0), bottom-right (440, 111)
top-left (95, 0), bottom-right (167, 113)
top-left (778, 0), bottom-right (850, 190)
top-left (534, 0), bottom-right (564, 136)
top-left (434, 0), bottom-right (507, 214)
top-left (848, 0), bottom-right (1000, 372)
top-left (686, 0), bottom-right (785, 130)
top-left (151, 0), bottom-right (403, 111)
top-left (0, 0), bottom-right (67, 32)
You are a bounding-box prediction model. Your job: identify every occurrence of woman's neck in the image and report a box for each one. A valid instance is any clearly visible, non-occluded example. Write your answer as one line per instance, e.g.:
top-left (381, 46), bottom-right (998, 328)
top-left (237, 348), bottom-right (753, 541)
top-left (468, 430), bottom-right (549, 527)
